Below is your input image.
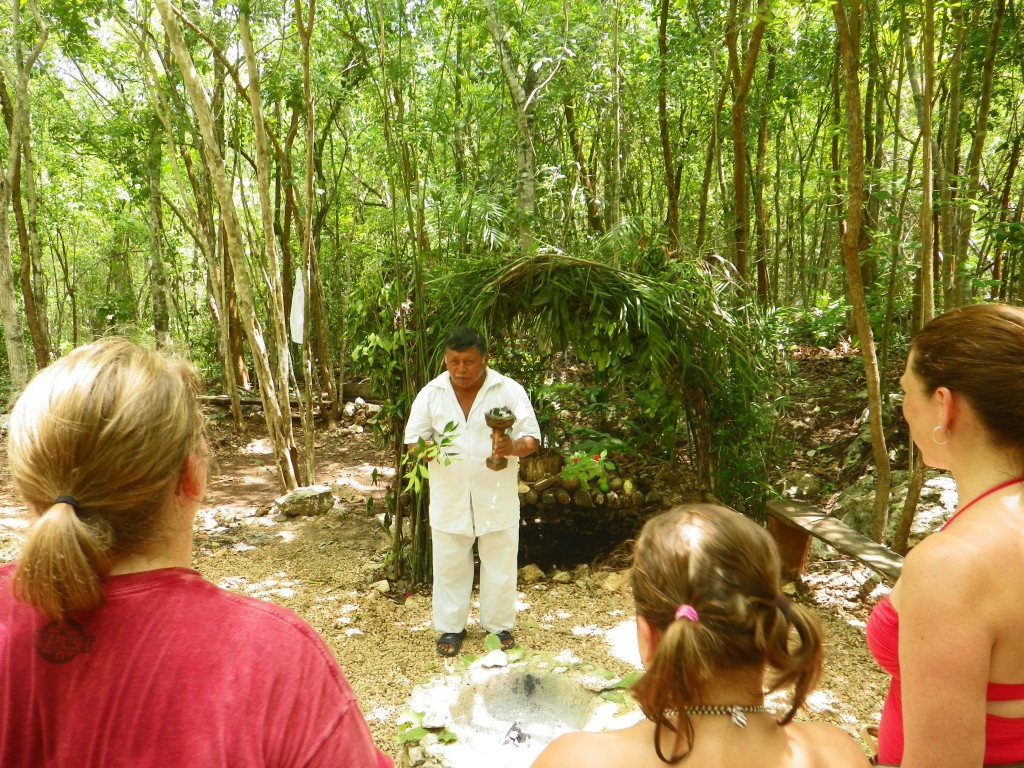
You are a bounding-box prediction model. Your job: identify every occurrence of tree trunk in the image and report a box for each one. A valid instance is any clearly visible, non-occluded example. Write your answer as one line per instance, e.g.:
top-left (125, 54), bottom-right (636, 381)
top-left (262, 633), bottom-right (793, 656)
top-left (725, 0), bottom-right (769, 283)
top-left (563, 99), bottom-right (604, 235)
top-left (609, 0), bottom-right (622, 228)
top-left (0, 186), bottom-right (29, 393)
top-left (146, 127), bottom-right (172, 349)
top-left (0, 71), bottom-right (48, 368)
top-left (240, 10), bottom-right (309, 482)
top-left (485, 8), bottom-right (538, 253)
top-left (14, 123), bottom-right (49, 365)
top-left (919, 0), bottom-right (936, 322)
top-left (51, 227), bottom-right (78, 344)
top-left (155, 0), bottom-right (298, 490)
top-left (937, 8), bottom-right (970, 311)
top-left (753, 47), bottom-right (776, 305)
top-left (834, 0), bottom-right (891, 542)
top-left (137, 28), bottom-right (245, 427)
top-left (0, 0), bottom-right (46, 395)
top-left (657, 0), bottom-right (679, 250)
top-left (952, 0), bottom-right (1005, 305)
top-left (994, 139), bottom-right (1021, 293)
top-left (859, 15), bottom-right (879, 289)
top-left (696, 78), bottom-right (729, 256)
top-left (293, 0), bottom-right (318, 485)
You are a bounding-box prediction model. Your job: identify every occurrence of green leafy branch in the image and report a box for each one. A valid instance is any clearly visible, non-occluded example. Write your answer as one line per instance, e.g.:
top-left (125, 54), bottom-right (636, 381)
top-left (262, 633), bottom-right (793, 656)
top-left (403, 420), bottom-right (461, 493)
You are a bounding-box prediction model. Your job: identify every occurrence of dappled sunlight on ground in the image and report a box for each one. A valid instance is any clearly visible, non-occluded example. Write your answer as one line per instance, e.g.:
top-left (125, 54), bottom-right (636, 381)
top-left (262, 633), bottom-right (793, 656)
top-left (242, 438), bottom-right (274, 455)
top-left (0, 508), bottom-right (29, 562)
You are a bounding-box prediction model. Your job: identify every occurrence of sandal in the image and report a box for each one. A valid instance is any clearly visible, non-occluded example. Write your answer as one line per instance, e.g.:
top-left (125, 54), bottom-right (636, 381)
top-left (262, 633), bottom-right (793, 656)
top-left (436, 630), bottom-right (466, 657)
top-left (496, 630), bottom-right (516, 651)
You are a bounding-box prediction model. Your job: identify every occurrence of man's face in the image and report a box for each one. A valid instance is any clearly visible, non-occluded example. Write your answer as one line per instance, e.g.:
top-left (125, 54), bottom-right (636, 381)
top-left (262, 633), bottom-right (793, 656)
top-left (445, 347), bottom-right (487, 393)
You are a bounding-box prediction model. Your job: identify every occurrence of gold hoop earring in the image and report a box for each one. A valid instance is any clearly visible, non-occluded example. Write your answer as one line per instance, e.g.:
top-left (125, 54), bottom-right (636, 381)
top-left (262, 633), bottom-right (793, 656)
top-left (932, 425), bottom-right (950, 445)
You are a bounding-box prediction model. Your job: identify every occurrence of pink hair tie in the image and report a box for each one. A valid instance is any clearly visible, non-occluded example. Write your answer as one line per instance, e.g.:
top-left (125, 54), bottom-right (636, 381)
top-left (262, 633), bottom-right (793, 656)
top-left (674, 604), bottom-right (699, 622)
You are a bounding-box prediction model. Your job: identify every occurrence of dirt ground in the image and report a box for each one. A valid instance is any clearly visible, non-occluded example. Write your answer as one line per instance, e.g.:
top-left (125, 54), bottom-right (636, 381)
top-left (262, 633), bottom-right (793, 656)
top-left (0, 403), bottom-right (890, 763)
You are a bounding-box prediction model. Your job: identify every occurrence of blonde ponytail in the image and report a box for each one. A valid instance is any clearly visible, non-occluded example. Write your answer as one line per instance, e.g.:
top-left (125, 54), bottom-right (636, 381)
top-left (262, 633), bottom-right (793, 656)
top-left (13, 502), bottom-right (112, 620)
top-left (8, 338), bottom-right (204, 622)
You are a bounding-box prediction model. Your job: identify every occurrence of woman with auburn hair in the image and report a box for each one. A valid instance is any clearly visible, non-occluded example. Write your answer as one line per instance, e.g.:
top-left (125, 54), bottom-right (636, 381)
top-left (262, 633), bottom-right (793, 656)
top-left (867, 302), bottom-right (1024, 767)
top-left (531, 504), bottom-right (869, 767)
top-left (0, 338), bottom-right (390, 768)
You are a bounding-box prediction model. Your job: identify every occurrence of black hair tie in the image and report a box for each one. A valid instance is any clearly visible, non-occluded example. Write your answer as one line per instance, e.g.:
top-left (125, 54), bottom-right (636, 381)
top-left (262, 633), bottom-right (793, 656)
top-left (54, 495), bottom-right (81, 514)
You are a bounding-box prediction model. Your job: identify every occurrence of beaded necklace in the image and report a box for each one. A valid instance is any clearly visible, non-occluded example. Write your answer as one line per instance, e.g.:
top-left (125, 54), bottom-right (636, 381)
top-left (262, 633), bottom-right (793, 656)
top-left (680, 704), bottom-right (771, 728)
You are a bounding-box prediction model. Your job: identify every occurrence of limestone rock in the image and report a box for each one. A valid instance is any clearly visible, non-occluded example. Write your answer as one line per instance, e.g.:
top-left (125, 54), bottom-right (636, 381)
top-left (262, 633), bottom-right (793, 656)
top-left (570, 564), bottom-right (591, 582)
top-left (572, 489), bottom-right (593, 507)
top-left (534, 477), bottom-right (559, 493)
top-left (479, 649), bottom-right (508, 668)
top-left (782, 472), bottom-right (822, 499)
top-left (274, 485), bottom-right (334, 517)
top-left (519, 564), bottom-right (546, 584)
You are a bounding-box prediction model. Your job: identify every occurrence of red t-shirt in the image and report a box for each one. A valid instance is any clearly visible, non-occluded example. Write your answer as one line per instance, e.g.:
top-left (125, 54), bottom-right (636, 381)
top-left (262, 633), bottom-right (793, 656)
top-left (0, 563), bottom-right (392, 768)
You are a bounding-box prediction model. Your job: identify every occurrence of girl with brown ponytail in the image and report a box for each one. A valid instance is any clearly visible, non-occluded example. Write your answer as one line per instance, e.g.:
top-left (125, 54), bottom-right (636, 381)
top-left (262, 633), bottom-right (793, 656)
top-left (532, 504), bottom-right (869, 767)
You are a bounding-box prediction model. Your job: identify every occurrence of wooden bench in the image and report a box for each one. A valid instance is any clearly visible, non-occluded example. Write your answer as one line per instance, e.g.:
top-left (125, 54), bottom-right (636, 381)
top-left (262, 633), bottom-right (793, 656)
top-left (765, 498), bottom-right (903, 583)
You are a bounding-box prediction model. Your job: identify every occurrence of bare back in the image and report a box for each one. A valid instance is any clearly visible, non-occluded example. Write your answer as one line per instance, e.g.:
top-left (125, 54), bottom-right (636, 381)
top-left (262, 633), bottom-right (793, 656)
top-left (892, 496), bottom-right (1024, 719)
top-left (531, 716), bottom-right (870, 768)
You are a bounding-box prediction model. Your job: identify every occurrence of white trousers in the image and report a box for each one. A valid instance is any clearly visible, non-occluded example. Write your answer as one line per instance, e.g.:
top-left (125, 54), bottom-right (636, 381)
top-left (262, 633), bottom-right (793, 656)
top-left (431, 525), bottom-right (519, 635)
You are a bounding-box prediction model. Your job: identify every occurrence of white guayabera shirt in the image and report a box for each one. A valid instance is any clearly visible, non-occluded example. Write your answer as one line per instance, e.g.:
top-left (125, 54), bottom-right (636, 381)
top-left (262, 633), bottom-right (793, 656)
top-left (404, 368), bottom-right (541, 536)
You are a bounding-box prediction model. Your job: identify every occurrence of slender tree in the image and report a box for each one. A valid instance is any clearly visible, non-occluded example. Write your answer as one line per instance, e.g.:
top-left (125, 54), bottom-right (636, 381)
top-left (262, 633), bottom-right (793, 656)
top-left (725, 0), bottom-right (769, 282)
top-left (154, 0), bottom-right (299, 490)
top-left (834, 0), bottom-right (891, 541)
top-left (0, 0), bottom-right (47, 393)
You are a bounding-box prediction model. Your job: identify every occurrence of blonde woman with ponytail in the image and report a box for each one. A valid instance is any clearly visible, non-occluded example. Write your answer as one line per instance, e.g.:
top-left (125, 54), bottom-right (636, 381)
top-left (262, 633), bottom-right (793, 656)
top-left (532, 504), bottom-right (869, 767)
top-left (0, 338), bottom-right (390, 768)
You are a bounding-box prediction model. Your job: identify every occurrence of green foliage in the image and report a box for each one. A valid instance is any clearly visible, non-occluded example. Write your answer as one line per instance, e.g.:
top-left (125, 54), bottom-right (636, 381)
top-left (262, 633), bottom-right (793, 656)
top-left (769, 293), bottom-right (851, 346)
top-left (395, 726), bottom-right (429, 745)
top-left (617, 385), bottom-right (681, 457)
top-left (612, 671), bottom-right (643, 690)
top-left (437, 728), bottom-right (458, 744)
top-left (561, 449), bottom-right (616, 491)
top-left (395, 710), bottom-right (430, 745)
top-left (402, 422), bottom-right (461, 493)
top-left (994, 221), bottom-right (1024, 249)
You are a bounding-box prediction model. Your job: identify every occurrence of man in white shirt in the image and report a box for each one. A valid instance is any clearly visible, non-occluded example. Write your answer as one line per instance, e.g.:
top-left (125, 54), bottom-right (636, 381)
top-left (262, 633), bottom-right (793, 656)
top-left (404, 328), bottom-right (540, 657)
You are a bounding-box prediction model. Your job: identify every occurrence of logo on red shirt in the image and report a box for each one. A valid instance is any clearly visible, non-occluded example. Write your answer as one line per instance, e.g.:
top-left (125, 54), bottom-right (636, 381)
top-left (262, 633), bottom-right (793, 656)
top-left (33, 619), bottom-right (95, 663)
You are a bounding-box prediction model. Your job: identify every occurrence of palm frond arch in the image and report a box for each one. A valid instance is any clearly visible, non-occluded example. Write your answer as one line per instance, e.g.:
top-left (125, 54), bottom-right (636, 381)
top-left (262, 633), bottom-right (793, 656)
top-left (431, 252), bottom-right (777, 510)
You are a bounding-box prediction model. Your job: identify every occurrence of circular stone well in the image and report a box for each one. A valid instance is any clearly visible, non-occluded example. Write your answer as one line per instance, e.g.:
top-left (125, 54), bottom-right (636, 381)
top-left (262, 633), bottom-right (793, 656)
top-left (399, 649), bottom-right (644, 767)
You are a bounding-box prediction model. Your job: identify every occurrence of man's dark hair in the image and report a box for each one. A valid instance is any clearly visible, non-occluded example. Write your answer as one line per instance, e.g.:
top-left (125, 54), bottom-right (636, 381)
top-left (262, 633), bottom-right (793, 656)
top-left (445, 327), bottom-right (487, 356)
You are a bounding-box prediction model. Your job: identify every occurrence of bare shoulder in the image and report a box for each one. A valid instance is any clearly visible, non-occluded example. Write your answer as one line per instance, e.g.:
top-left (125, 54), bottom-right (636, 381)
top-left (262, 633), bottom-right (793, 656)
top-left (899, 524), bottom-right (992, 602)
top-left (785, 722), bottom-right (872, 767)
top-left (531, 725), bottom-right (648, 768)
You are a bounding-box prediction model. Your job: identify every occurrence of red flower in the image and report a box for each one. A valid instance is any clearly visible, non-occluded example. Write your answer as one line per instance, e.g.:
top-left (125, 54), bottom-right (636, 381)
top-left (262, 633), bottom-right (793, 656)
top-left (572, 456), bottom-right (579, 463)
top-left (593, 455), bottom-right (601, 461)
